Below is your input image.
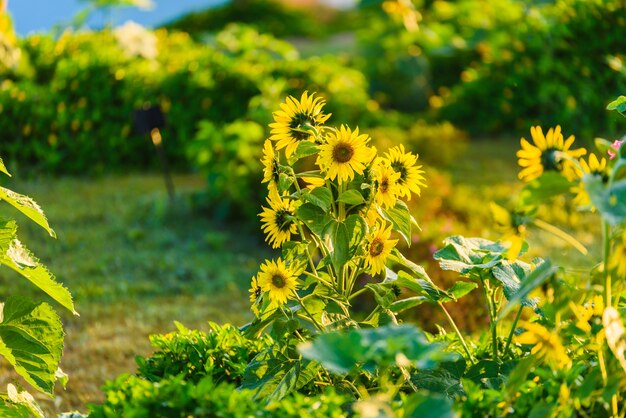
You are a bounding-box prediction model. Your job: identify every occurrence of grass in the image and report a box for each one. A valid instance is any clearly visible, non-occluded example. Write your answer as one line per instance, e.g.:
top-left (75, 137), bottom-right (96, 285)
top-left (0, 173), bottom-right (272, 415)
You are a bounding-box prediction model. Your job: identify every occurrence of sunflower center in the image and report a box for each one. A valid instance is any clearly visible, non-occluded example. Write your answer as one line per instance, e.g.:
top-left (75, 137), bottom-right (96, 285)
top-left (333, 142), bottom-right (355, 163)
top-left (369, 238), bottom-right (385, 257)
top-left (380, 178), bottom-right (389, 193)
top-left (289, 112), bottom-right (315, 141)
top-left (275, 209), bottom-right (294, 231)
top-left (271, 274), bottom-right (287, 288)
top-left (541, 148), bottom-right (561, 172)
top-left (391, 162), bottom-right (408, 184)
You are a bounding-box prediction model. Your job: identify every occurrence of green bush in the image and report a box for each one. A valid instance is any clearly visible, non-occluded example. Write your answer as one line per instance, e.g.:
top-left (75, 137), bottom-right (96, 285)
top-left (89, 322), bottom-right (352, 417)
top-left (137, 322), bottom-right (271, 385)
top-left (0, 24), bottom-right (372, 174)
top-left (357, 0), bottom-right (626, 137)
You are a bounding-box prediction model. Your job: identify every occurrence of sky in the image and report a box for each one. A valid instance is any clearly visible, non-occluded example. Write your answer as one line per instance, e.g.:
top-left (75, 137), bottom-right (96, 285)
top-left (8, 0), bottom-right (225, 35)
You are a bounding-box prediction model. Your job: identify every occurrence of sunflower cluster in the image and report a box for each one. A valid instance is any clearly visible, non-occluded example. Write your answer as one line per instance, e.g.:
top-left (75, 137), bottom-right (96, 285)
top-left (250, 92), bottom-right (427, 317)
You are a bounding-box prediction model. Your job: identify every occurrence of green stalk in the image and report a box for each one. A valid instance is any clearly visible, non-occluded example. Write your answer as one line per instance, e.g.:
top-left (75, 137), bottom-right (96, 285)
top-left (295, 294), bottom-right (325, 333)
top-left (480, 276), bottom-right (498, 361)
top-left (603, 221), bottom-right (612, 308)
top-left (503, 305), bottom-right (523, 358)
top-left (438, 302), bottom-right (475, 363)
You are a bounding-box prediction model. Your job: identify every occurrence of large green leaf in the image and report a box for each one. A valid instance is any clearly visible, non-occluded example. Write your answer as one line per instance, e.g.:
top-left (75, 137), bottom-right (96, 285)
top-left (2, 239), bottom-right (76, 315)
top-left (0, 297), bottom-right (64, 395)
top-left (287, 141), bottom-right (319, 164)
top-left (433, 236), bottom-right (507, 277)
top-left (303, 187), bottom-right (333, 212)
top-left (583, 174), bottom-right (626, 226)
top-left (380, 200), bottom-right (412, 245)
top-left (401, 392), bottom-right (455, 418)
top-left (0, 397), bottom-right (30, 418)
top-left (299, 324), bottom-right (450, 374)
top-left (0, 188), bottom-right (55, 238)
top-left (498, 260), bottom-right (557, 320)
top-left (337, 189), bottom-right (365, 206)
top-left (519, 172), bottom-right (573, 208)
top-left (240, 344), bottom-right (318, 402)
top-left (296, 203), bottom-right (332, 236)
top-left (5, 384), bottom-right (44, 418)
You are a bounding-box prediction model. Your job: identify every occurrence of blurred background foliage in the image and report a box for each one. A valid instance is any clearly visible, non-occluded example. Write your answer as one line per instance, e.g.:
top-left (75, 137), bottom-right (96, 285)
top-left (0, 0), bottom-right (623, 412)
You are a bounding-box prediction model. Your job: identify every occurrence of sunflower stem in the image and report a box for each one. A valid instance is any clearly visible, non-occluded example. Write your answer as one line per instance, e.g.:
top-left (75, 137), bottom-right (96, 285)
top-left (504, 305), bottom-right (524, 358)
top-left (603, 221), bottom-right (612, 308)
top-left (438, 302), bottom-right (474, 363)
top-left (295, 294), bottom-right (325, 333)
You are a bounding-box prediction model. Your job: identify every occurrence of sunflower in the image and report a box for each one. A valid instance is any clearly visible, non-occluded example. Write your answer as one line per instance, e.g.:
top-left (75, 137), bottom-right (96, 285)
top-left (384, 144), bottom-right (426, 200)
top-left (317, 125), bottom-right (375, 183)
top-left (364, 222), bottom-right (398, 275)
top-left (259, 190), bottom-right (298, 249)
top-left (261, 139), bottom-right (280, 194)
top-left (517, 125), bottom-right (586, 182)
top-left (609, 229), bottom-right (626, 279)
top-left (269, 91), bottom-right (331, 158)
top-left (516, 322), bottom-right (571, 369)
top-left (257, 258), bottom-right (298, 307)
top-left (374, 161), bottom-right (401, 208)
top-left (249, 276), bottom-right (262, 316)
top-left (572, 153), bottom-right (609, 207)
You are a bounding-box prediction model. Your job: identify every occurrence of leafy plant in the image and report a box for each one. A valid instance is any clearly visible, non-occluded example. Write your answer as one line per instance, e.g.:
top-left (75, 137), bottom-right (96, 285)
top-left (0, 157), bottom-right (76, 416)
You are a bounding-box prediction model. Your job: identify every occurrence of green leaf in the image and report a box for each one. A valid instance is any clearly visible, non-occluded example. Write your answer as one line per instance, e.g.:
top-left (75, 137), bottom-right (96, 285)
top-left (297, 203), bottom-right (331, 236)
top-left (241, 345), bottom-right (318, 402)
top-left (288, 141), bottom-right (319, 164)
top-left (0, 157), bottom-right (11, 177)
top-left (303, 187), bottom-right (333, 212)
top-left (345, 214), bottom-right (366, 251)
top-left (607, 95), bottom-right (626, 115)
top-left (337, 189), bottom-right (365, 206)
top-left (0, 219), bottom-right (17, 255)
top-left (278, 173), bottom-right (294, 193)
top-left (387, 252), bottom-right (448, 302)
top-left (390, 296), bottom-right (428, 313)
top-left (299, 324), bottom-right (449, 375)
top-left (583, 174), bottom-right (626, 226)
top-left (498, 260), bottom-right (557, 320)
top-left (0, 396), bottom-right (30, 418)
top-left (2, 239), bottom-right (76, 315)
top-left (381, 200), bottom-right (412, 245)
top-left (505, 357), bottom-right (536, 397)
top-left (410, 359), bottom-right (466, 398)
top-left (402, 392), bottom-right (455, 418)
top-left (0, 297), bottom-right (64, 395)
top-left (0, 188), bottom-right (55, 238)
top-left (519, 172), bottom-right (573, 208)
top-left (329, 220), bottom-right (350, 270)
top-left (491, 260), bottom-right (539, 309)
top-left (433, 236), bottom-right (506, 277)
top-left (365, 283), bottom-right (396, 309)
top-left (441, 281), bottom-right (478, 302)
top-left (6, 384), bottom-right (44, 418)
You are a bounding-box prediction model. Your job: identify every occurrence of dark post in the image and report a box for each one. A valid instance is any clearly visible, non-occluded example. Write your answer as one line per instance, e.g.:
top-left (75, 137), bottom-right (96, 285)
top-left (133, 104), bottom-right (175, 203)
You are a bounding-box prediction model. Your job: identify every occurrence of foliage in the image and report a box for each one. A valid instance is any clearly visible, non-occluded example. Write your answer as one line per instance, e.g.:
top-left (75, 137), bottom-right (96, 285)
top-left (0, 24), bottom-right (371, 174)
top-left (162, 0), bottom-right (328, 40)
top-left (0, 157), bottom-right (75, 415)
top-left (357, 0), bottom-right (626, 136)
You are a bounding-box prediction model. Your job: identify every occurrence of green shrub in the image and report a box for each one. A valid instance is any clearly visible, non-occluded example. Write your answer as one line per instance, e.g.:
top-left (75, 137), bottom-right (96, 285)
top-left (0, 24), bottom-right (372, 174)
top-left (137, 322), bottom-right (271, 385)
